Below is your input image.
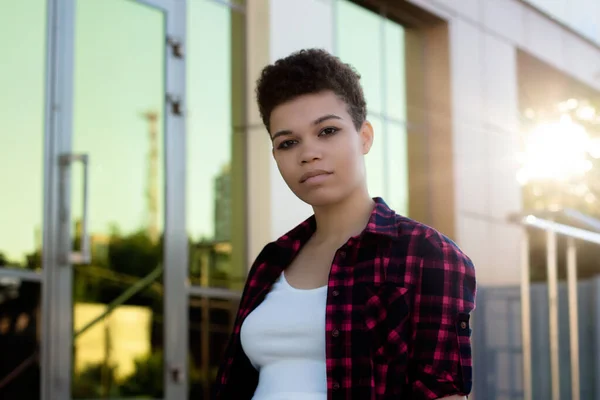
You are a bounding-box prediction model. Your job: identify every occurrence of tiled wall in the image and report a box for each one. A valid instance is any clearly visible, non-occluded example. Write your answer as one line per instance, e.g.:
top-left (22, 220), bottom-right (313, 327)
top-left (245, 0), bottom-right (600, 287)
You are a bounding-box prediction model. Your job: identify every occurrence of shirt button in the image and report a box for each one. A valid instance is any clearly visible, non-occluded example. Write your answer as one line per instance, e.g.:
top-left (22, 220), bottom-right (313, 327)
top-left (460, 321), bottom-right (468, 330)
top-left (332, 329), bottom-right (340, 337)
top-left (332, 290), bottom-right (340, 297)
top-left (332, 382), bottom-right (340, 390)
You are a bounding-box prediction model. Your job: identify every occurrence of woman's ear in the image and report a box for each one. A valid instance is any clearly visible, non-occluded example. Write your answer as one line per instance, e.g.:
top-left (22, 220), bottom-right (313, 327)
top-left (360, 121), bottom-right (374, 155)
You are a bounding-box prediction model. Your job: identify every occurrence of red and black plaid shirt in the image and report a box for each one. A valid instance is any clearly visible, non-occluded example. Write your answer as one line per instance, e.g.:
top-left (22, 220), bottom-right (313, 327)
top-left (214, 198), bottom-right (476, 399)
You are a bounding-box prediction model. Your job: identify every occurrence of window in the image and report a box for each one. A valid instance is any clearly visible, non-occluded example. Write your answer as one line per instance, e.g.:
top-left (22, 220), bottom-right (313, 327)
top-left (70, 1), bottom-right (166, 397)
top-left (187, 0), bottom-right (246, 293)
top-left (186, 0), bottom-right (246, 397)
top-left (0, 0), bottom-right (46, 272)
top-left (0, 1), bottom-right (47, 397)
top-left (336, 0), bottom-right (409, 216)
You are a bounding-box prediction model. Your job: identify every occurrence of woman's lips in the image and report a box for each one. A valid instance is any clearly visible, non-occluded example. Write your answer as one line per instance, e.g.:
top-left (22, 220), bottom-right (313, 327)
top-left (299, 169), bottom-right (333, 184)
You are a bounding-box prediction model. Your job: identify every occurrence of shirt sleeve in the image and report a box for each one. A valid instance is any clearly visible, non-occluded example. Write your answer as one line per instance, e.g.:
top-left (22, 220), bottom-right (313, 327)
top-left (409, 231), bottom-right (477, 399)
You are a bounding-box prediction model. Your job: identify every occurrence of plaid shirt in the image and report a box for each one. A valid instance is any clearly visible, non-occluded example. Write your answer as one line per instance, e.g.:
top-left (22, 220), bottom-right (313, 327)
top-left (213, 198), bottom-right (476, 399)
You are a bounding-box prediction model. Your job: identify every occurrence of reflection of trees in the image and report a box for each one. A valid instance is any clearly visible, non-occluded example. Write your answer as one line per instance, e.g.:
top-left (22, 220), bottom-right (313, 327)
top-left (72, 227), bottom-right (164, 399)
top-left (71, 363), bottom-right (119, 398)
top-left (189, 239), bottom-right (247, 291)
top-left (25, 250), bottom-right (41, 271)
top-left (119, 351), bottom-right (164, 397)
top-left (0, 281), bottom-right (40, 399)
top-left (72, 348), bottom-right (206, 398)
top-left (189, 240), bottom-right (232, 288)
top-left (0, 248), bottom-right (41, 271)
top-left (72, 226), bottom-right (239, 398)
top-left (0, 222), bottom-right (241, 398)
top-left (74, 227), bottom-right (163, 305)
top-left (0, 223), bottom-right (239, 398)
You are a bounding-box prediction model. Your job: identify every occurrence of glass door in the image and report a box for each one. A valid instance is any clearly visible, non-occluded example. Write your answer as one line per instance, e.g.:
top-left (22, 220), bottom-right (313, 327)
top-left (54, 0), bottom-right (186, 399)
top-left (70, 0), bottom-right (165, 398)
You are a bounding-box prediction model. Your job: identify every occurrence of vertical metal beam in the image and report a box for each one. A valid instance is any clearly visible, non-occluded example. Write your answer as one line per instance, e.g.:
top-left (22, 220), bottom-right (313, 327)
top-left (41, 1), bottom-right (58, 397)
top-left (520, 229), bottom-right (532, 400)
top-left (546, 229), bottom-right (560, 400)
top-left (164, 0), bottom-right (188, 398)
top-left (566, 237), bottom-right (580, 400)
top-left (43, 0), bottom-right (76, 398)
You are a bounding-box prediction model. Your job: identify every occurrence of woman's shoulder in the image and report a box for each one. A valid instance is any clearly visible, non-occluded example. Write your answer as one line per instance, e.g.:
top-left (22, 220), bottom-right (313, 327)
top-left (247, 242), bottom-right (279, 275)
top-left (384, 211), bottom-right (474, 273)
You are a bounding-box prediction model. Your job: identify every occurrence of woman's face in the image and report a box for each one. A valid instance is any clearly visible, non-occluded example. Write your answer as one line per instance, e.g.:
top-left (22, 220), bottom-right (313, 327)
top-left (270, 90), bottom-right (374, 207)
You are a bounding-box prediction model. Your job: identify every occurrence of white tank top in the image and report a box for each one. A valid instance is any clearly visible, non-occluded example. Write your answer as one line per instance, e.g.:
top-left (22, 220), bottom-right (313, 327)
top-left (240, 271), bottom-right (328, 400)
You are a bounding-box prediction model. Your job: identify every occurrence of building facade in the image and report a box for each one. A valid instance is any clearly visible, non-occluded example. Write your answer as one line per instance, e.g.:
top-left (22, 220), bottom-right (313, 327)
top-left (1, 0), bottom-right (600, 399)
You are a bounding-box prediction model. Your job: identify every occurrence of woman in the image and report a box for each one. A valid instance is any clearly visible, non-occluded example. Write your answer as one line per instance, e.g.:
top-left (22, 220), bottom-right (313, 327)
top-left (213, 49), bottom-right (476, 400)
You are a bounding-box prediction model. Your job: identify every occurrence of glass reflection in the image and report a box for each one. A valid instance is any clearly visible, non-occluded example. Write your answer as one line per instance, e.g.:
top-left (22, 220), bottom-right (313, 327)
top-left (186, 1), bottom-right (246, 397)
top-left (336, 0), bottom-right (383, 113)
top-left (0, 0), bottom-right (46, 271)
top-left (384, 20), bottom-right (407, 121)
top-left (387, 122), bottom-right (409, 216)
top-left (0, 279), bottom-right (41, 399)
top-left (337, 0), bottom-right (409, 216)
top-left (187, 0), bottom-right (246, 291)
top-left (365, 115), bottom-right (386, 198)
top-left (71, 0), bottom-right (165, 397)
top-left (188, 295), bottom-right (239, 400)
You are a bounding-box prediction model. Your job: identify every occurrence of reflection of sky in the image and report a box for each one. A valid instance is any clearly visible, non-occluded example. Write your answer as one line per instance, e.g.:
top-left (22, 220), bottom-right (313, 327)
top-left (187, 0), bottom-right (233, 242)
top-left (337, 0), bottom-right (409, 216)
top-left (1, 0), bottom-right (46, 262)
top-left (1, 0), bottom-right (233, 262)
top-left (1, 0), bottom-right (409, 263)
top-left (72, 0), bottom-right (166, 239)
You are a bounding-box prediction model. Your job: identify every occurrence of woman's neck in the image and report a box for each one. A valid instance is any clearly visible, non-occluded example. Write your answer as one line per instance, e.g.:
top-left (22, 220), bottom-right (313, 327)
top-left (311, 189), bottom-right (375, 247)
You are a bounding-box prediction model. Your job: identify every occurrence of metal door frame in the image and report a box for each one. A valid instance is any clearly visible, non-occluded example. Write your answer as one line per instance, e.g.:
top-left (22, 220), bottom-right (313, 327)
top-left (43, 0), bottom-right (188, 399)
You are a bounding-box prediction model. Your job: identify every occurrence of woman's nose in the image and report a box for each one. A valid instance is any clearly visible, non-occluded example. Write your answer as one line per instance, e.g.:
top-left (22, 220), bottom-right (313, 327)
top-left (299, 145), bottom-right (322, 164)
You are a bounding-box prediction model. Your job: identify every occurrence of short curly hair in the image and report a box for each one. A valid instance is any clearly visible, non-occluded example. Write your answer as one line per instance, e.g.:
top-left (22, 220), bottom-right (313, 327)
top-left (256, 48), bottom-right (367, 133)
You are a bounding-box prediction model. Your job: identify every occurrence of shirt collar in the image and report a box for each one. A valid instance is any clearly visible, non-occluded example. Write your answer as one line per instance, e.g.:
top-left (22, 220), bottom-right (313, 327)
top-left (273, 197), bottom-right (400, 249)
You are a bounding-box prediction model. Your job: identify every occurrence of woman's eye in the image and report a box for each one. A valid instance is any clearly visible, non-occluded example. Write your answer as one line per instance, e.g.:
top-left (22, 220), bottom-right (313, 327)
top-left (278, 140), bottom-right (297, 150)
top-left (319, 127), bottom-right (339, 136)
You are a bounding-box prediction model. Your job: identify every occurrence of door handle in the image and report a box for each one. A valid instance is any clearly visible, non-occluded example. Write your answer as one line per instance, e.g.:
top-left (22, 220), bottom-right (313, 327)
top-left (60, 153), bottom-right (91, 264)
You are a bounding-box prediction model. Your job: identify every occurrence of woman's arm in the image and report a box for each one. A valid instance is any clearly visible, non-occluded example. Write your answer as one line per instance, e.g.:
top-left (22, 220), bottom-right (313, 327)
top-left (409, 231), bottom-right (477, 399)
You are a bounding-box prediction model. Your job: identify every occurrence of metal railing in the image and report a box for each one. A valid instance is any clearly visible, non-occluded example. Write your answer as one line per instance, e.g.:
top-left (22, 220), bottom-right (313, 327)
top-left (510, 210), bottom-right (600, 400)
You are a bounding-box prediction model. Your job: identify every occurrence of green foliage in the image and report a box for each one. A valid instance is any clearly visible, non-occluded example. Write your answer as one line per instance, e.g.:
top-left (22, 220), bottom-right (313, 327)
top-left (119, 351), bottom-right (164, 397)
top-left (108, 230), bottom-right (162, 278)
top-left (71, 351), bottom-right (205, 398)
top-left (72, 362), bottom-right (120, 398)
top-left (72, 228), bottom-right (163, 305)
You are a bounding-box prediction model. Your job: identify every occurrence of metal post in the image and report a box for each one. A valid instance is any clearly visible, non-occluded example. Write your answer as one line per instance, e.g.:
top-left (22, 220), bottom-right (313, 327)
top-left (566, 238), bottom-right (580, 400)
top-left (547, 229), bottom-right (560, 400)
top-left (511, 214), bottom-right (600, 400)
top-left (520, 230), bottom-right (533, 400)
